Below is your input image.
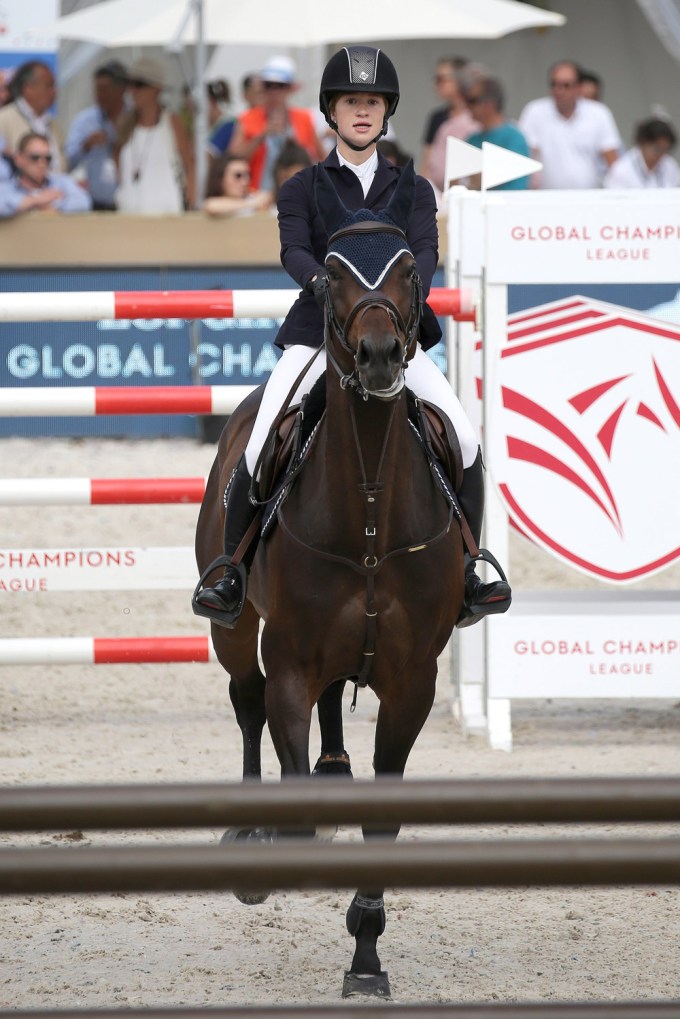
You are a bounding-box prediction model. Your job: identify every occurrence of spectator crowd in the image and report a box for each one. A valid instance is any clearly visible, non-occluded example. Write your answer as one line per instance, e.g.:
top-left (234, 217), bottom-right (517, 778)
top-left (0, 51), bottom-right (679, 221)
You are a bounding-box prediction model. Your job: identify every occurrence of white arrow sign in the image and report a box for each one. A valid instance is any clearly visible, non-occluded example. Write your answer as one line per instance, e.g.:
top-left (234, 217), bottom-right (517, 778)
top-left (481, 141), bottom-right (542, 190)
top-left (444, 136), bottom-right (484, 189)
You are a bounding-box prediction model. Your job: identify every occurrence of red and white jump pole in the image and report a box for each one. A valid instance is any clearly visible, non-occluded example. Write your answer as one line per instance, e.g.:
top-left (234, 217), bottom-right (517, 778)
top-left (0, 477), bottom-right (207, 506)
top-left (0, 385), bottom-right (253, 416)
top-left (0, 636), bottom-right (216, 665)
top-left (0, 287), bottom-right (475, 323)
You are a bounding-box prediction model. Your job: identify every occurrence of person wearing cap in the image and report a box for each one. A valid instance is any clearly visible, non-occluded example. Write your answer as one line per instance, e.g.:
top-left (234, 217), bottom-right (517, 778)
top-left (114, 57), bottom-right (195, 214)
top-left (194, 45), bottom-right (511, 632)
top-left (227, 55), bottom-right (323, 191)
top-left (65, 60), bottom-right (128, 211)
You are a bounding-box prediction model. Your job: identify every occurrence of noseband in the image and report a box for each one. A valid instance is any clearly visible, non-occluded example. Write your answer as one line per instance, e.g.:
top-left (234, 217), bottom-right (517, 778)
top-left (323, 221), bottom-right (422, 400)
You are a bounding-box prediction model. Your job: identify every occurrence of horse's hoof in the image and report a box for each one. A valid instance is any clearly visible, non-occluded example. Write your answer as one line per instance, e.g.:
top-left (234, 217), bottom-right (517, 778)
top-left (342, 971), bottom-right (391, 999)
top-left (220, 827), bottom-right (273, 905)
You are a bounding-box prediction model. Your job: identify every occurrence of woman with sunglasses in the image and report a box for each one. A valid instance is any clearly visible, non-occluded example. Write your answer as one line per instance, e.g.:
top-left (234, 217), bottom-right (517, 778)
top-left (115, 57), bottom-right (195, 214)
top-left (203, 154), bottom-right (271, 217)
top-left (194, 46), bottom-right (511, 630)
top-left (227, 55), bottom-right (324, 191)
top-left (0, 130), bottom-right (91, 218)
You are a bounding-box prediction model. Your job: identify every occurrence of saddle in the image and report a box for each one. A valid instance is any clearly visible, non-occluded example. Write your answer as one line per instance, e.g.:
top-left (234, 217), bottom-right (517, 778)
top-left (249, 375), bottom-right (464, 541)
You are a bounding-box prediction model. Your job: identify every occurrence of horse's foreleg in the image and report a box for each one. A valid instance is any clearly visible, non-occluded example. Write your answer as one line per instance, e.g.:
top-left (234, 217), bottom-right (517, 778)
top-left (343, 660), bottom-right (438, 998)
top-left (212, 604), bottom-right (270, 904)
top-left (264, 668), bottom-right (314, 776)
top-left (314, 679), bottom-right (352, 776)
top-left (213, 602), bottom-right (267, 780)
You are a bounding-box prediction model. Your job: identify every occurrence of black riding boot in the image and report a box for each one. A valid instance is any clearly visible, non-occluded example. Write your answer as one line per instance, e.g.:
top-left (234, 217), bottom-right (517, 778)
top-left (456, 448), bottom-right (511, 628)
top-left (192, 455), bottom-right (258, 629)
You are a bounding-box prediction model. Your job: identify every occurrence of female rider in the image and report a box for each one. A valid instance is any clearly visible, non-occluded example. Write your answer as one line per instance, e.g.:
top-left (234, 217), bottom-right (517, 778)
top-left (193, 46), bottom-right (511, 629)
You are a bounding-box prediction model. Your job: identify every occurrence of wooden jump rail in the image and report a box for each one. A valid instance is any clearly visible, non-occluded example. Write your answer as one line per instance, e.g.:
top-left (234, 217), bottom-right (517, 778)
top-left (3, 779), bottom-right (678, 1016)
top-left (4, 1003), bottom-right (680, 1017)
top-left (2, 777), bottom-right (679, 897)
top-left (2, 777), bottom-right (680, 830)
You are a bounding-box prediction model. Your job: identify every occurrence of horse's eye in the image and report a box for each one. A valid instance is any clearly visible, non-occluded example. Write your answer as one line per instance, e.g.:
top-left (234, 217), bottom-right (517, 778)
top-left (327, 268), bottom-right (340, 282)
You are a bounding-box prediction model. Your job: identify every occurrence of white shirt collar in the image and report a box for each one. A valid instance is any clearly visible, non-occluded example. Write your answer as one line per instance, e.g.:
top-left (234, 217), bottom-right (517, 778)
top-left (337, 148), bottom-right (378, 197)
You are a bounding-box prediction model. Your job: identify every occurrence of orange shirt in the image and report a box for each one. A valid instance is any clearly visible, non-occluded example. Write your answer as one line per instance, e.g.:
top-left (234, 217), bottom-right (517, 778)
top-left (238, 106), bottom-right (318, 189)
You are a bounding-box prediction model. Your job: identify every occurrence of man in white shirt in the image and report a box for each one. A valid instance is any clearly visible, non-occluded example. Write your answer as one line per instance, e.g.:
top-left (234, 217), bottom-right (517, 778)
top-left (0, 61), bottom-right (64, 172)
top-left (604, 117), bottom-right (680, 189)
top-left (519, 60), bottom-right (621, 189)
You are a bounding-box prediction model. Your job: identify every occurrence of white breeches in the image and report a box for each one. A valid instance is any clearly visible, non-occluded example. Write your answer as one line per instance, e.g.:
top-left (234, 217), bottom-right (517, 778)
top-left (244, 344), bottom-right (479, 475)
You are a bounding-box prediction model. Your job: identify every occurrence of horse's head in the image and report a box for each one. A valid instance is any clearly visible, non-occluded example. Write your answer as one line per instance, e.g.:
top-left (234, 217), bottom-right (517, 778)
top-left (315, 161), bottom-right (422, 400)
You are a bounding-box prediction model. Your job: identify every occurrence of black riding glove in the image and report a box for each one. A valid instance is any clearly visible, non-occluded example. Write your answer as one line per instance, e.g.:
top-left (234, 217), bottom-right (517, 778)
top-left (306, 270), bottom-right (329, 309)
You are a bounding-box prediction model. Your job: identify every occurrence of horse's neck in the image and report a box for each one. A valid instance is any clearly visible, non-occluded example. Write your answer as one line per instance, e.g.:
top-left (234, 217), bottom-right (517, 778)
top-left (323, 377), bottom-right (410, 497)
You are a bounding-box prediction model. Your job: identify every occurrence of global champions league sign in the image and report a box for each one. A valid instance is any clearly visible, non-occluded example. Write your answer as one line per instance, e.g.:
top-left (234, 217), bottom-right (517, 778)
top-left (479, 194), bottom-right (680, 587)
top-left (491, 296), bottom-right (680, 584)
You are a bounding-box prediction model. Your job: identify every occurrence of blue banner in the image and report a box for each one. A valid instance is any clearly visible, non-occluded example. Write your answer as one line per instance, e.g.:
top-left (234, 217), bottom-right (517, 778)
top-left (0, 266), bottom-right (447, 439)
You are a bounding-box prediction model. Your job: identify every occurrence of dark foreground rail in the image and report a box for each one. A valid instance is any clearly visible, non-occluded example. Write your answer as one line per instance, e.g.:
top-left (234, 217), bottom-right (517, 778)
top-left (2, 838), bottom-right (680, 896)
top-left (2, 777), bottom-right (680, 831)
top-left (3, 1002), bottom-right (680, 1018)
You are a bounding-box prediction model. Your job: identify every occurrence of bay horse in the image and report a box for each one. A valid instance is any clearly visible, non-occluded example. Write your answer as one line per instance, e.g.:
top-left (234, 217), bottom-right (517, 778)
top-left (194, 163), bottom-right (465, 998)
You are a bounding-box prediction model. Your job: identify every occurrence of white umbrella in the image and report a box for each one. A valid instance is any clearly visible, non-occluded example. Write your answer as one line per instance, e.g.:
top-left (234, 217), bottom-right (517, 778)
top-left (44, 0), bottom-right (565, 46)
top-left (40, 0), bottom-right (565, 207)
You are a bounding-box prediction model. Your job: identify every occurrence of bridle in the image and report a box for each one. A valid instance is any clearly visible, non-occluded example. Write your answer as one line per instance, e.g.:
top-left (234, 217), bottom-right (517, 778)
top-left (322, 221), bottom-right (422, 401)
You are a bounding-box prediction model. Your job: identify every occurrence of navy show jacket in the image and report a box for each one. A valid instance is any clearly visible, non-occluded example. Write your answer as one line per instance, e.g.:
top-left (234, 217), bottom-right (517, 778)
top-left (275, 148), bottom-right (442, 351)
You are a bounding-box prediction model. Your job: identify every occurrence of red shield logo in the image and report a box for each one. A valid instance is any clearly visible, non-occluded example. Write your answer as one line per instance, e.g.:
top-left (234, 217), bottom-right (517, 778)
top-left (488, 297), bottom-right (680, 583)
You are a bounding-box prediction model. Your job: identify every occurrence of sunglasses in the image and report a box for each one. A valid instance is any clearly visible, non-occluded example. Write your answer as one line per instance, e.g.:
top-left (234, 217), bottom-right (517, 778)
top-left (26, 152), bottom-right (52, 164)
top-left (263, 81), bottom-right (288, 90)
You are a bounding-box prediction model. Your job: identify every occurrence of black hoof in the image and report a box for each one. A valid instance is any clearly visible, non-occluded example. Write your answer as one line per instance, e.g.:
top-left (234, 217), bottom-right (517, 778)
top-left (342, 971), bottom-right (391, 998)
top-left (220, 827), bottom-right (273, 904)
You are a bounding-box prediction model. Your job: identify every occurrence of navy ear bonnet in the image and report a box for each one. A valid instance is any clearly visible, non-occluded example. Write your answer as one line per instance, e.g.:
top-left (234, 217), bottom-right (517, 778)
top-left (316, 160), bottom-right (417, 291)
top-left (326, 209), bottom-right (413, 290)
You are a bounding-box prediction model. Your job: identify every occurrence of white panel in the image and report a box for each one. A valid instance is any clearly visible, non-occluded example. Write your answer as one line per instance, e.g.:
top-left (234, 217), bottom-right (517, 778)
top-left (485, 192), bottom-right (680, 283)
top-left (0, 546), bottom-right (196, 592)
top-left (488, 594), bottom-right (680, 699)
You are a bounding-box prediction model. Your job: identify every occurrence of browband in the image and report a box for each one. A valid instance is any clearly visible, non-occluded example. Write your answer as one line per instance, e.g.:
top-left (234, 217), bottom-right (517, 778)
top-left (327, 221), bottom-right (408, 244)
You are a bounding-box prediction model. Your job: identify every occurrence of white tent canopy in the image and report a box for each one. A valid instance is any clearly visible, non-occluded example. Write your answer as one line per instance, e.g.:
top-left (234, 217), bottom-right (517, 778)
top-left (43, 0), bottom-right (565, 47)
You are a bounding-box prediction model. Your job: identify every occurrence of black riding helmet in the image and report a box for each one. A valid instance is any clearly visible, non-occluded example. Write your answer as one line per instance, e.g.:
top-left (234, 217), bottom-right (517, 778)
top-left (319, 46), bottom-right (400, 152)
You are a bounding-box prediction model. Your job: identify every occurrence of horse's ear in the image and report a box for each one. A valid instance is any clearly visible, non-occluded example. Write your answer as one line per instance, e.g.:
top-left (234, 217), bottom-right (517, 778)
top-left (315, 163), bottom-right (351, 236)
top-left (384, 159), bottom-right (416, 232)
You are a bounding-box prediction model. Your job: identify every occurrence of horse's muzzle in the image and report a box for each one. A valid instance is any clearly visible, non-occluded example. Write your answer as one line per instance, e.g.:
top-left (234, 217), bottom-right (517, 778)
top-left (355, 335), bottom-right (405, 397)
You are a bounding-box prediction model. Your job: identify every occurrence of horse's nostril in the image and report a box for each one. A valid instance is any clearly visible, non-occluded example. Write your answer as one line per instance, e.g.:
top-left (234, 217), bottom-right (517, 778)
top-left (388, 338), bottom-right (403, 366)
top-left (356, 339), bottom-right (371, 367)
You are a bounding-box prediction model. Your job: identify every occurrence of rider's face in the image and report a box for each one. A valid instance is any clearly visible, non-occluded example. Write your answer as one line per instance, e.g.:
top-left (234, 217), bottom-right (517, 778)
top-left (331, 93), bottom-right (387, 147)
